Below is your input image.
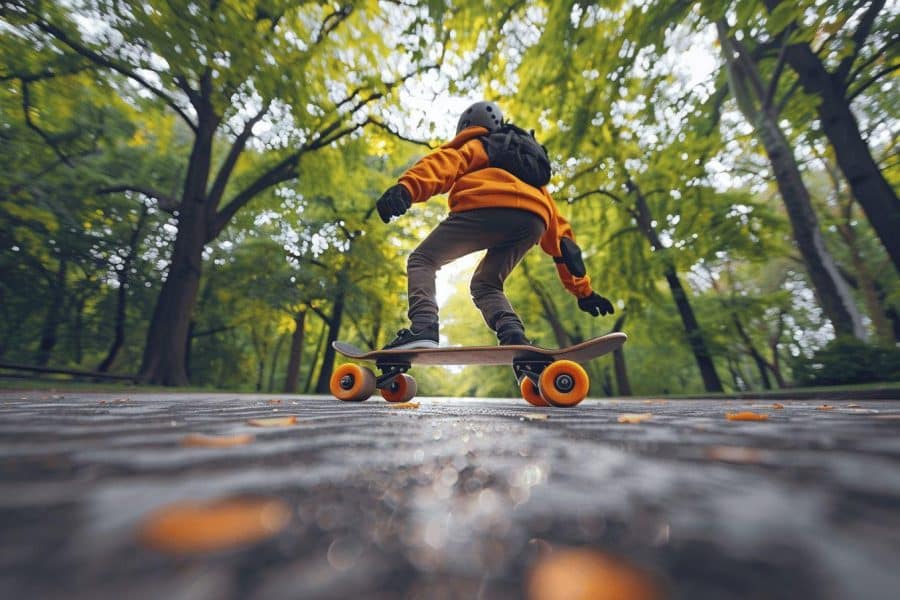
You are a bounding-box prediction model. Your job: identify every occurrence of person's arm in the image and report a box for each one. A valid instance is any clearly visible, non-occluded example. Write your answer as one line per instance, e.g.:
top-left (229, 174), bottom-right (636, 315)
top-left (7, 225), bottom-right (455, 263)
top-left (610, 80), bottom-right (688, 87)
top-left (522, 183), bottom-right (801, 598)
top-left (539, 196), bottom-right (614, 316)
top-left (398, 141), bottom-right (487, 202)
top-left (539, 211), bottom-right (593, 298)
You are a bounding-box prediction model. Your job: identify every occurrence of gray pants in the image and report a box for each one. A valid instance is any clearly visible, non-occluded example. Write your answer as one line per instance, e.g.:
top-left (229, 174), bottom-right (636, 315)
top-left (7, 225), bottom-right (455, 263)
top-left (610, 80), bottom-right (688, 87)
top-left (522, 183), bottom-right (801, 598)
top-left (407, 208), bottom-right (546, 333)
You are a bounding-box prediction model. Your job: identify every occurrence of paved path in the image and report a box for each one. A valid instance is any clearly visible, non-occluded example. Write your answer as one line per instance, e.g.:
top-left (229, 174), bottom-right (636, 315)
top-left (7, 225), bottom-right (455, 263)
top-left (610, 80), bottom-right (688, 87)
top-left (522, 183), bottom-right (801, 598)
top-left (1, 391), bottom-right (899, 599)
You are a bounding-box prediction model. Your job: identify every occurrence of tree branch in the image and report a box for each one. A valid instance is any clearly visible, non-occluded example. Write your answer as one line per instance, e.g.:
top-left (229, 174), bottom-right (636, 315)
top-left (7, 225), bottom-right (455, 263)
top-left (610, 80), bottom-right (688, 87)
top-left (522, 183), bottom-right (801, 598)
top-left (368, 119), bottom-right (435, 148)
top-left (97, 185), bottom-right (179, 212)
top-left (763, 28), bottom-right (792, 111)
top-left (32, 18), bottom-right (198, 131)
top-left (20, 81), bottom-right (75, 167)
top-left (848, 62), bottom-right (900, 101)
top-left (315, 5), bottom-right (353, 45)
top-left (836, 0), bottom-right (886, 85)
top-left (208, 101), bottom-right (271, 210)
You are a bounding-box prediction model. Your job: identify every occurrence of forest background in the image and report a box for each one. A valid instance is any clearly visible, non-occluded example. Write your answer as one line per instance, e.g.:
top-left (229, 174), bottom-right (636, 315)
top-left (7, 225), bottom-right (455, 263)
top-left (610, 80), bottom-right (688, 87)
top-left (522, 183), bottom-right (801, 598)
top-left (1, 0), bottom-right (898, 397)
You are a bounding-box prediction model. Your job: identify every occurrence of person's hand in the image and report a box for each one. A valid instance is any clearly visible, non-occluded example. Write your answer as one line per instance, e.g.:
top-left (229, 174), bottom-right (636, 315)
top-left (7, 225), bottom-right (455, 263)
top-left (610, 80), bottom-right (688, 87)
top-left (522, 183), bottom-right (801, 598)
top-left (376, 184), bottom-right (412, 223)
top-left (578, 292), bottom-right (615, 316)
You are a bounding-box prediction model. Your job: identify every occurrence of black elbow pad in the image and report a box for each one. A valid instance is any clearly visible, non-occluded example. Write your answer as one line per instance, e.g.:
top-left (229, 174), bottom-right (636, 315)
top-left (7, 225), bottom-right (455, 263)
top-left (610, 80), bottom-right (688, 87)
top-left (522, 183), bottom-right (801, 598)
top-left (554, 237), bottom-right (587, 278)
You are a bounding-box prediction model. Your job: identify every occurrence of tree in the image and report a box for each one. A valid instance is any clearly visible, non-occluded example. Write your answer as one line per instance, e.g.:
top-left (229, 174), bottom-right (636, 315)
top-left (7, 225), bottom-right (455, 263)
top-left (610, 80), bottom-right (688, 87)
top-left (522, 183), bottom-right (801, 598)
top-left (761, 0), bottom-right (900, 273)
top-left (3, 0), bottom-right (438, 384)
top-left (716, 18), bottom-right (866, 340)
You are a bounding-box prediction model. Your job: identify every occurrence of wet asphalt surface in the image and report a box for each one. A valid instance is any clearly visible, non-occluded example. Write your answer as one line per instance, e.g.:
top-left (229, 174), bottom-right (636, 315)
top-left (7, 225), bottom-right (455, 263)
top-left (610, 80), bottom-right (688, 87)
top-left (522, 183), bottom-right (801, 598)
top-left (1, 390), bottom-right (899, 599)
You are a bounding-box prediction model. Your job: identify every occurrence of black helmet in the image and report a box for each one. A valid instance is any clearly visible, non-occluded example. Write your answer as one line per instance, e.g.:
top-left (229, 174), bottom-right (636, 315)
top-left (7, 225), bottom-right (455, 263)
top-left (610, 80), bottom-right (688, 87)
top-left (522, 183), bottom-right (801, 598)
top-left (456, 101), bottom-right (503, 134)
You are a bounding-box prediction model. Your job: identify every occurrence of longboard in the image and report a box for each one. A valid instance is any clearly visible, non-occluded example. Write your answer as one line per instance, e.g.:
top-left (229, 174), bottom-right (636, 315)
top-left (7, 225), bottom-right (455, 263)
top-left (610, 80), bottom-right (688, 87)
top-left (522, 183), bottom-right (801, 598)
top-left (333, 332), bottom-right (627, 366)
top-left (330, 332), bottom-right (627, 408)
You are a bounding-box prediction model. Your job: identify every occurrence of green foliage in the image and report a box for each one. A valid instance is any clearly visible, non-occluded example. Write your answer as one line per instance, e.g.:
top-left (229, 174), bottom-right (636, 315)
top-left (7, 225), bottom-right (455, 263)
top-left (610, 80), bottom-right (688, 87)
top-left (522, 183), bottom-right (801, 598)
top-left (1, 0), bottom-right (896, 394)
top-left (791, 337), bottom-right (900, 387)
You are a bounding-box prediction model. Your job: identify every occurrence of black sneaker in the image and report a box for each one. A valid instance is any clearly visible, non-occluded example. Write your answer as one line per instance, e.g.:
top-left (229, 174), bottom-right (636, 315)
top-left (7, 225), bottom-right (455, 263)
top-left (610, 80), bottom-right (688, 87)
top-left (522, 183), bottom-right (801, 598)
top-left (497, 324), bottom-right (531, 346)
top-left (383, 324), bottom-right (439, 350)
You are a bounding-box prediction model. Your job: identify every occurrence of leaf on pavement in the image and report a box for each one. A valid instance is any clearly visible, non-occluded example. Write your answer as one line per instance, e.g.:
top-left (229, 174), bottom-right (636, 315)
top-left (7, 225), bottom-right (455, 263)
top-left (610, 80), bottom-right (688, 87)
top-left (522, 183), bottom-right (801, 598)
top-left (816, 404), bottom-right (833, 411)
top-left (138, 497), bottom-right (291, 554)
top-left (388, 401), bottom-right (420, 409)
top-left (772, 403), bottom-right (784, 409)
top-left (528, 547), bottom-right (663, 600)
top-left (182, 433), bottom-right (255, 448)
top-left (247, 415), bottom-right (297, 427)
top-left (618, 413), bottom-right (652, 424)
top-left (725, 411), bottom-right (769, 421)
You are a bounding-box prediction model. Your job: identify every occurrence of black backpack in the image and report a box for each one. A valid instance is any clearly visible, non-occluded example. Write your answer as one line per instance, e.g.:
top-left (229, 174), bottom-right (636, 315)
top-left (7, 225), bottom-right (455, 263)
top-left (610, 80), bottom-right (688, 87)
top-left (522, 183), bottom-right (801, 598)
top-left (479, 123), bottom-right (552, 188)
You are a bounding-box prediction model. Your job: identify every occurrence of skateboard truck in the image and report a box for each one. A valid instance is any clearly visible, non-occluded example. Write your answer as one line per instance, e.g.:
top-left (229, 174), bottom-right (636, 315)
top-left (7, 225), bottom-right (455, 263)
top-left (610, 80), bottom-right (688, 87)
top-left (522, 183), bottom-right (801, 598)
top-left (513, 355), bottom-right (551, 386)
top-left (374, 359), bottom-right (411, 389)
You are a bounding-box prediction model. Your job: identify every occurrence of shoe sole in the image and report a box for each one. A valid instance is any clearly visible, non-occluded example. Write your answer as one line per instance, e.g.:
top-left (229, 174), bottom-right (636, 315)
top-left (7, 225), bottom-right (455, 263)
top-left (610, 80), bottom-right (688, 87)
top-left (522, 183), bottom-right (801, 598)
top-left (384, 339), bottom-right (439, 351)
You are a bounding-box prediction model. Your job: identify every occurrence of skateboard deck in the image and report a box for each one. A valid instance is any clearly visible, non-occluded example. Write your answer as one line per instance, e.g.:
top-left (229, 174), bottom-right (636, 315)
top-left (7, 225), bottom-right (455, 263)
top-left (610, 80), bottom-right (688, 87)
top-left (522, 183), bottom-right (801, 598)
top-left (332, 332), bottom-right (627, 366)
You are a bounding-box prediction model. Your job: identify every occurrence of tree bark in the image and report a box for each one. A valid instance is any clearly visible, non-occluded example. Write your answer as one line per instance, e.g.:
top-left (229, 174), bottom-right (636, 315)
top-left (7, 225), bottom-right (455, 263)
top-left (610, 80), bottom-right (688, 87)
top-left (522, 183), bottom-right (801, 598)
top-left (717, 21), bottom-right (866, 341)
top-left (763, 0), bottom-right (900, 273)
top-left (284, 309), bottom-right (307, 393)
top-left (732, 313), bottom-right (772, 390)
top-left (138, 204), bottom-right (207, 385)
top-left (98, 205), bottom-right (148, 372)
top-left (315, 288), bottom-right (346, 394)
top-left (627, 177), bottom-right (724, 392)
top-left (35, 257), bottom-right (67, 366)
top-left (611, 313), bottom-right (632, 396)
top-left (522, 262), bottom-right (572, 347)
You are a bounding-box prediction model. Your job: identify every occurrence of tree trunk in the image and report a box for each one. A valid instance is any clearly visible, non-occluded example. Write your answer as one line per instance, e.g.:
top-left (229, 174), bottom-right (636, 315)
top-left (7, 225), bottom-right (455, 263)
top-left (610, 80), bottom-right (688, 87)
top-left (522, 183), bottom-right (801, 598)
top-left (72, 295), bottom-right (85, 364)
top-left (838, 225), bottom-right (894, 345)
top-left (99, 204), bottom-right (148, 373)
top-left (756, 114), bottom-right (866, 340)
top-left (315, 289), bottom-right (346, 394)
top-left (35, 257), bottom-right (67, 366)
top-left (522, 262), bottom-right (572, 347)
top-left (267, 333), bottom-right (285, 393)
top-left (732, 313), bottom-right (772, 390)
top-left (138, 103), bottom-right (216, 386)
top-left (763, 0), bottom-right (900, 273)
top-left (138, 205), bottom-right (207, 385)
top-left (284, 309), bottom-right (307, 393)
top-left (611, 313), bottom-right (632, 396)
top-left (717, 22), bottom-right (866, 341)
top-left (627, 176), bottom-right (724, 393)
top-left (305, 321), bottom-right (328, 394)
top-left (662, 266), bottom-right (725, 392)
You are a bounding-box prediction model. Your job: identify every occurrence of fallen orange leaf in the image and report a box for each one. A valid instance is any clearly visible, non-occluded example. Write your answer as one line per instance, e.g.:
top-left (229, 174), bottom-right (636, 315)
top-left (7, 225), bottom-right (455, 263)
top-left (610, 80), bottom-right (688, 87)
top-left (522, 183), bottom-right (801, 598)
top-left (528, 547), bottom-right (663, 600)
top-left (618, 413), bottom-right (652, 424)
top-left (138, 497), bottom-right (290, 554)
top-left (266, 399), bottom-right (282, 405)
top-left (388, 401), bottom-right (420, 409)
top-left (725, 411), bottom-right (769, 421)
top-left (247, 415), bottom-right (297, 427)
top-left (816, 404), bottom-right (833, 411)
top-left (772, 403), bottom-right (784, 409)
top-left (182, 433), bottom-right (255, 448)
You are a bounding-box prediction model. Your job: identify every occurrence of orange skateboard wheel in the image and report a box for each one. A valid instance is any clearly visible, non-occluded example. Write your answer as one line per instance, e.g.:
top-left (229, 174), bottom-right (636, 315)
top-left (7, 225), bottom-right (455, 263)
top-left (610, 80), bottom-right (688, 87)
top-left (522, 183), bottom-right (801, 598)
top-left (330, 364), bottom-right (376, 401)
top-left (381, 374), bottom-right (417, 403)
top-left (520, 377), bottom-right (549, 407)
top-left (539, 360), bottom-right (589, 407)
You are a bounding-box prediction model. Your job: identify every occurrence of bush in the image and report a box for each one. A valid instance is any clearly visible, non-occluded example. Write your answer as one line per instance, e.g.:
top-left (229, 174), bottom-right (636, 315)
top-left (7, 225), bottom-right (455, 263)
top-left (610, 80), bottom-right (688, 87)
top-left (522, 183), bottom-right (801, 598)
top-left (792, 337), bottom-right (900, 386)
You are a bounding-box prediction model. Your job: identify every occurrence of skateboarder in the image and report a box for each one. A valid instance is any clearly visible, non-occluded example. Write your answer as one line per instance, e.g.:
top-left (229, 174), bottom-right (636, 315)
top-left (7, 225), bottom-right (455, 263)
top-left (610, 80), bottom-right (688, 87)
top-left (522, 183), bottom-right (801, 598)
top-left (376, 101), bottom-right (614, 351)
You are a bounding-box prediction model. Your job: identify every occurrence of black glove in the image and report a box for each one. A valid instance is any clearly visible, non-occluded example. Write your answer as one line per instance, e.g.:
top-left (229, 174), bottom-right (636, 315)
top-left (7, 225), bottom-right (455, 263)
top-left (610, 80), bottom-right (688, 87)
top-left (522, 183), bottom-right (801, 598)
top-left (578, 292), bottom-right (615, 316)
top-left (376, 184), bottom-right (412, 223)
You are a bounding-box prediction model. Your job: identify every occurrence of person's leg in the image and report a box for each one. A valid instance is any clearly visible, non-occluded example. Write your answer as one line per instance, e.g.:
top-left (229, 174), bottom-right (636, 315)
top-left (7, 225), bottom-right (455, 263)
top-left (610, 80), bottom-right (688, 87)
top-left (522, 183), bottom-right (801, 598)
top-left (469, 210), bottom-right (546, 343)
top-left (405, 213), bottom-right (491, 333)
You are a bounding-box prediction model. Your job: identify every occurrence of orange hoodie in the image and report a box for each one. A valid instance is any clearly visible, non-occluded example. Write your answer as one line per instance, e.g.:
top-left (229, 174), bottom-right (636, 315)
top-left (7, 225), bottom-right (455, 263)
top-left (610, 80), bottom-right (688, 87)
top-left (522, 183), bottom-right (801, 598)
top-left (398, 127), bottom-right (593, 298)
